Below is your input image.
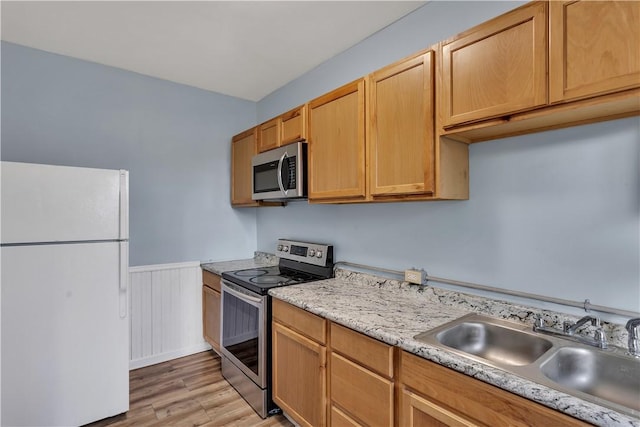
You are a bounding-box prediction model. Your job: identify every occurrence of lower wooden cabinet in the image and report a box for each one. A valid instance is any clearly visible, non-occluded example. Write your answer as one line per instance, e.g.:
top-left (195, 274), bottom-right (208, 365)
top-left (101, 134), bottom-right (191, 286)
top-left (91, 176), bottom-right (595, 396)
top-left (202, 270), bottom-right (221, 353)
top-left (271, 300), bottom-right (589, 427)
top-left (399, 350), bottom-right (589, 427)
top-left (272, 300), bottom-right (327, 427)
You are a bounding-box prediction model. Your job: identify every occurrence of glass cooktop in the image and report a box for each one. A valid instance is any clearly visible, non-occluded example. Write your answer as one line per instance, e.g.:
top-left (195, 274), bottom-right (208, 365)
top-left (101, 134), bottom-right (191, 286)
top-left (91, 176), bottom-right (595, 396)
top-left (222, 265), bottom-right (320, 295)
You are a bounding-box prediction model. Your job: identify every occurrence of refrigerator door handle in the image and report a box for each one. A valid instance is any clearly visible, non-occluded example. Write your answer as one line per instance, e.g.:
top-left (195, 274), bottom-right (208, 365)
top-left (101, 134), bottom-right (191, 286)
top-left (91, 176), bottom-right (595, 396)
top-left (119, 241), bottom-right (128, 318)
top-left (119, 170), bottom-right (129, 240)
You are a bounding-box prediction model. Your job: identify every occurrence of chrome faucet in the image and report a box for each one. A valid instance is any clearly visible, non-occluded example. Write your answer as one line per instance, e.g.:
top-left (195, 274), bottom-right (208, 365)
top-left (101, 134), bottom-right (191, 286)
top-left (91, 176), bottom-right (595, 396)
top-left (533, 315), bottom-right (608, 349)
top-left (563, 315), bottom-right (600, 335)
top-left (626, 318), bottom-right (640, 358)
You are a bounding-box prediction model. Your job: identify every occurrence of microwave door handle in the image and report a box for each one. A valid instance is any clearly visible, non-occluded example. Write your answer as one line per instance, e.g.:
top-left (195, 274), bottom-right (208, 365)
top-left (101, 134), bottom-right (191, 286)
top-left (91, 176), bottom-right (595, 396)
top-left (277, 152), bottom-right (288, 195)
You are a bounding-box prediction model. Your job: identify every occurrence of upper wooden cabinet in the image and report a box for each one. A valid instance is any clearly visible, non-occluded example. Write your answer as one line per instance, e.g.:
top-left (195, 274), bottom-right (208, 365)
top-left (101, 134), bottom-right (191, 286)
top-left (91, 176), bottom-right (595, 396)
top-left (258, 117), bottom-right (281, 153)
top-left (441, 1), bottom-right (547, 127)
top-left (281, 104), bottom-right (307, 145)
top-left (368, 51), bottom-right (435, 198)
top-left (549, 1), bottom-right (640, 103)
top-left (230, 127), bottom-right (259, 207)
top-left (439, 0), bottom-right (639, 142)
top-left (257, 105), bottom-right (308, 153)
top-left (308, 78), bottom-right (366, 202)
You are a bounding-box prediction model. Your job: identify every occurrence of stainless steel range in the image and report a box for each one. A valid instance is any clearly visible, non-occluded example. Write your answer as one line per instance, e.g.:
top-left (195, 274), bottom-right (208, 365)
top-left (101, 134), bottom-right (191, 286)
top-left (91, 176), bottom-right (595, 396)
top-left (220, 239), bottom-right (334, 418)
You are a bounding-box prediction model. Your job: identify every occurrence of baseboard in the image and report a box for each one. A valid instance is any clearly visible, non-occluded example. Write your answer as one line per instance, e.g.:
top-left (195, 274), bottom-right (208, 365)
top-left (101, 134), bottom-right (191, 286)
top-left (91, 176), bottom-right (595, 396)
top-left (129, 342), bottom-right (212, 370)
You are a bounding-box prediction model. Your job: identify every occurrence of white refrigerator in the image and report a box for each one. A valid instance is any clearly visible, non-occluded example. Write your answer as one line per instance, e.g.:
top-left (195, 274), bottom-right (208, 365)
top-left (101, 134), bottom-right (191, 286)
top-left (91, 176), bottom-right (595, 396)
top-left (1, 161), bottom-right (130, 426)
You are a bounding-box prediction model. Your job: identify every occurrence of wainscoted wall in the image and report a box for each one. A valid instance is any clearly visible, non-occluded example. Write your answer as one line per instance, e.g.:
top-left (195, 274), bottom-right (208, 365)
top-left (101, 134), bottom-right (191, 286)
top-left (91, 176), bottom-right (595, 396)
top-left (129, 262), bottom-right (209, 370)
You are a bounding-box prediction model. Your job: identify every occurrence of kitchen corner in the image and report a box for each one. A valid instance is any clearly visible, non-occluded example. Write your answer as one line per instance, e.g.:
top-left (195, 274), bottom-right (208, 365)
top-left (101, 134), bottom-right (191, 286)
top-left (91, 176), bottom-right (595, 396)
top-left (204, 252), bottom-right (639, 427)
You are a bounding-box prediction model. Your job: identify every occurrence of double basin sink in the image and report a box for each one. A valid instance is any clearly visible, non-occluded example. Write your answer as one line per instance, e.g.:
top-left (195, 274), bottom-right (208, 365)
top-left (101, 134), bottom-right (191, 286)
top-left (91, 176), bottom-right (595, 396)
top-left (414, 313), bottom-right (640, 418)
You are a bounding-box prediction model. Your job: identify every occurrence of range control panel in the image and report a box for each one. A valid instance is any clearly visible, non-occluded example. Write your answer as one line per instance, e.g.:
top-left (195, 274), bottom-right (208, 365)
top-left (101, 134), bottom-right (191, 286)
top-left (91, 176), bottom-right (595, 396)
top-left (276, 239), bottom-right (333, 267)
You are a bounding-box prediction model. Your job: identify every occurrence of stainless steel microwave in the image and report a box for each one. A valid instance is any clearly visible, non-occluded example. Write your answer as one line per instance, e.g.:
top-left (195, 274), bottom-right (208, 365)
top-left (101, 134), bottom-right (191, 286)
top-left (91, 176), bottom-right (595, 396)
top-left (252, 141), bottom-right (307, 201)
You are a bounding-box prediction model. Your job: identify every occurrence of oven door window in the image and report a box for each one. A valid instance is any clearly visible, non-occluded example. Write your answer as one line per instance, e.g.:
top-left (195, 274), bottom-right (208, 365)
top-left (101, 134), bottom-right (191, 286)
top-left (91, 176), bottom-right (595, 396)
top-left (221, 286), bottom-right (263, 380)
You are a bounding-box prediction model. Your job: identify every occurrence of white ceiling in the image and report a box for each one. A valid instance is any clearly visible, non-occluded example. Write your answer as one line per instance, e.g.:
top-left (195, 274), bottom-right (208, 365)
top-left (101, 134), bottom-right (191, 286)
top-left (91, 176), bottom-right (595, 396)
top-left (1, 1), bottom-right (425, 101)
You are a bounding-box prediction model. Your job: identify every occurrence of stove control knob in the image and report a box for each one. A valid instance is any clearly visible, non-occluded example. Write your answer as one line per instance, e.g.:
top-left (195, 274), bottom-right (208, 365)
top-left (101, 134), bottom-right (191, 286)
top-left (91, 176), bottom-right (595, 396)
top-left (308, 249), bottom-right (316, 257)
top-left (277, 244), bottom-right (283, 251)
top-left (316, 250), bottom-right (323, 258)
top-left (283, 246), bottom-right (289, 252)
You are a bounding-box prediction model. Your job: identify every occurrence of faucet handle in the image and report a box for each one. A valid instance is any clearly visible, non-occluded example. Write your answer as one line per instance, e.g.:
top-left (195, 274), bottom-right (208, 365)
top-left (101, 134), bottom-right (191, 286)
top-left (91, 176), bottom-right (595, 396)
top-left (533, 315), bottom-right (544, 329)
top-left (563, 320), bottom-right (573, 334)
top-left (594, 328), bottom-right (608, 349)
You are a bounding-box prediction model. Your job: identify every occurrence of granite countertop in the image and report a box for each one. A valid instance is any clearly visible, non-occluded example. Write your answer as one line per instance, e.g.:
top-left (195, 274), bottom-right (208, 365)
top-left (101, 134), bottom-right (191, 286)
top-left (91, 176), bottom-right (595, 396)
top-left (269, 269), bottom-right (639, 427)
top-left (200, 252), bottom-right (278, 276)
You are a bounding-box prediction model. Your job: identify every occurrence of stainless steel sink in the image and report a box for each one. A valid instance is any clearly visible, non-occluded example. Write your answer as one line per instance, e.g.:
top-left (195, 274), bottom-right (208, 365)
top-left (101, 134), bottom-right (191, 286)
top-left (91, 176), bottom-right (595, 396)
top-left (433, 320), bottom-right (552, 366)
top-left (540, 347), bottom-right (640, 412)
top-left (414, 313), bottom-right (640, 419)
top-left (414, 313), bottom-right (553, 368)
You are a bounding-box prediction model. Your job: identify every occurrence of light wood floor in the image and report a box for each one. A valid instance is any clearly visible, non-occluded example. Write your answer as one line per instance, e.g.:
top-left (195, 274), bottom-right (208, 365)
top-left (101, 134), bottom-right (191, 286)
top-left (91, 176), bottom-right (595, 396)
top-left (86, 350), bottom-right (293, 427)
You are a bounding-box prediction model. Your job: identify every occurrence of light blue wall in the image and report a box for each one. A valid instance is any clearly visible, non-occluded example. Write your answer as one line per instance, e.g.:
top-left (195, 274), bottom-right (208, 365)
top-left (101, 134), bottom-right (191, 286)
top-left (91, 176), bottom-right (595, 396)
top-left (1, 41), bottom-right (258, 266)
top-left (256, 2), bottom-right (640, 314)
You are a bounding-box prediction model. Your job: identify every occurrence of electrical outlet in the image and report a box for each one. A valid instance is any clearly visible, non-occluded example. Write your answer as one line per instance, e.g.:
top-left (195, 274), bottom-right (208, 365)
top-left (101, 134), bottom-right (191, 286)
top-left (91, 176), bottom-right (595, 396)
top-left (404, 269), bottom-right (425, 285)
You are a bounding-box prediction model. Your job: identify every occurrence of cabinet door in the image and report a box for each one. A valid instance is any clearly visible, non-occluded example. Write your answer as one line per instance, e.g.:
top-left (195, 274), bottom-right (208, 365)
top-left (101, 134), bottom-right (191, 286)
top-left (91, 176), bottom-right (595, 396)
top-left (549, 1), bottom-right (640, 103)
top-left (272, 321), bottom-right (327, 427)
top-left (369, 51), bottom-right (435, 197)
top-left (281, 105), bottom-right (307, 145)
top-left (258, 117), bottom-right (281, 153)
top-left (441, 1), bottom-right (547, 126)
top-left (202, 285), bottom-right (221, 352)
top-left (231, 128), bottom-right (258, 206)
top-left (400, 388), bottom-right (478, 427)
top-left (308, 79), bottom-right (366, 201)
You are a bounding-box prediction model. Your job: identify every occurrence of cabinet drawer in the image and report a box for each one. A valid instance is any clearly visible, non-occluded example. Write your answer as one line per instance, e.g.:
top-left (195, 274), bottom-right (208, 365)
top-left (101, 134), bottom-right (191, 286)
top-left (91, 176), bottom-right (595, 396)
top-left (202, 270), bottom-right (221, 292)
top-left (400, 351), bottom-right (589, 426)
top-left (330, 353), bottom-right (393, 427)
top-left (330, 322), bottom-right (394, 378)
top-left (272, 298), bottom-right (326, 344)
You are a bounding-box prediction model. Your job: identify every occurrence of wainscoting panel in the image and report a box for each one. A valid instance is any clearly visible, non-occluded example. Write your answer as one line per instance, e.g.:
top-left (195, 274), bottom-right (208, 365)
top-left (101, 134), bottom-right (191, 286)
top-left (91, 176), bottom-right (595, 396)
top-left (129, 262), bottom-right (210, 370)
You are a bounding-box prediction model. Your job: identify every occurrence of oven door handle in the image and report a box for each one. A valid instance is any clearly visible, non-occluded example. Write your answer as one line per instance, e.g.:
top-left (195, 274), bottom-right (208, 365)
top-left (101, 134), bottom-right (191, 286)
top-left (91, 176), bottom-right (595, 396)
top-left (222, 282), bottom-right (263, 306)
